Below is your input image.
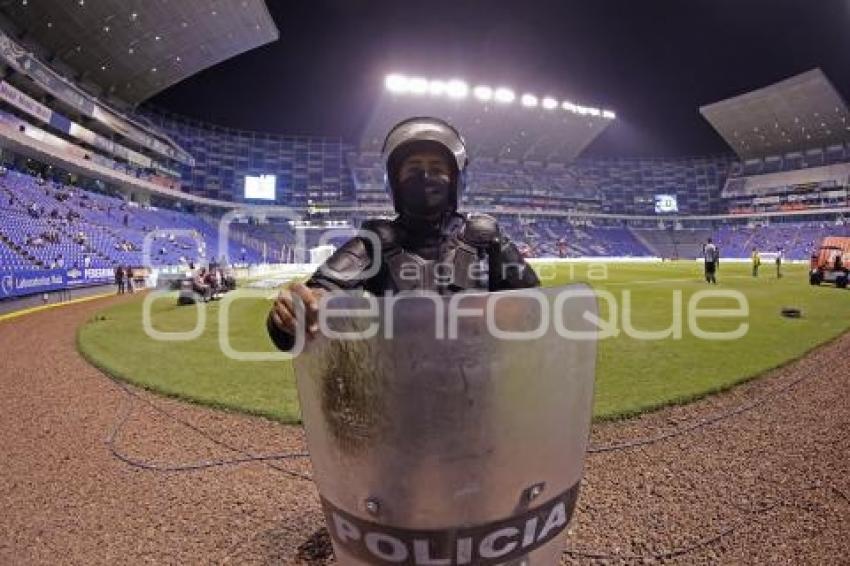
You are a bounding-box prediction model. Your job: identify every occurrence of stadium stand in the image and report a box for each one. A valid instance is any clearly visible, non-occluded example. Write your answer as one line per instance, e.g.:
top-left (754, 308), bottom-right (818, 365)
top-left (0, 167), bottom-right (269, 283)
top-left (631, 228), bottom-right (713, 260)
top-left (0, 23), bottom-right (847, 300)
top-left (144, 110), bottom-right (356, 206)
top-left (498, 217), bottom-right (653, 258)
top-left (347, 151), bottom-right (732, 215)
top-left (714, 221), bottom-right (850, 260)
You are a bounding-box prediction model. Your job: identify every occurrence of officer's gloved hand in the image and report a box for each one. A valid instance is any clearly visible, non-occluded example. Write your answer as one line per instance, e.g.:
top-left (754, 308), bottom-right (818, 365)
top-left (269, 282), bottom-right (324, 339)
top-left (461, 214), bottom-right (501, 249)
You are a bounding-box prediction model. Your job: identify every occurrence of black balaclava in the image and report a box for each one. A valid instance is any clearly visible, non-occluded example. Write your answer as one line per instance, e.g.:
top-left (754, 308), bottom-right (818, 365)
top-left (388, 140), bottom-right (458, 223)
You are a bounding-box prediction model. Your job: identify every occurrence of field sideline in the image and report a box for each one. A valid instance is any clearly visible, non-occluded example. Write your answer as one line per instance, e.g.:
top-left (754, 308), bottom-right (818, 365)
top-left (77, 261), bottom-right (850, 422)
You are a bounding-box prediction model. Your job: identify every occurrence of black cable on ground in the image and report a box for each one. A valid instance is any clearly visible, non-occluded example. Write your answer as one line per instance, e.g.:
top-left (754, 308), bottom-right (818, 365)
top-left (563, 483), bottom-right (848, 562)
top-left (106, 379), bottom-right (312, 481)
top-left (588, 363), bottom-right (816, 454)
top-left (832, 485), bottom-right (850, 504)
top-left (563, 508), bottom-right (764, 562)
top-left (105, 345), bottom-right (818, 478)
top-left (101, 359), bottom-right (849, 563)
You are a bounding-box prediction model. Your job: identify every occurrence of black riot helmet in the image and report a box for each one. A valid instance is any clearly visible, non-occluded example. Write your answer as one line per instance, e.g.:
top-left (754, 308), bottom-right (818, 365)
top-left (382, 117), bottom-right (469, 217)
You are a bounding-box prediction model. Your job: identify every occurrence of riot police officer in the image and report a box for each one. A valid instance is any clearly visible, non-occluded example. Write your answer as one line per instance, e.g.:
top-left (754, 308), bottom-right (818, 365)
top-left (267, 117), bottom-right (540, 350)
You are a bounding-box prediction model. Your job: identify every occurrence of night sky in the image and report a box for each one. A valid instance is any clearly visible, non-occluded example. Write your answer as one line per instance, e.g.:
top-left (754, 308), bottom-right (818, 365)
top-left (149, 0), bottom-right (850, 158)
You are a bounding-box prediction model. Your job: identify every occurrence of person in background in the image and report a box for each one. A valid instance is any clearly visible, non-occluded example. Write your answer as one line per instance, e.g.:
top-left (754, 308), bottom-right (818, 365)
top-left (204, 267), bottom-right (221, 297)
top-left (126, 266), bottom-right (135, 294)
top-left (751, 247), bottom-right (760, 277)
top-left (775, 248), bottom-right (783, 278)
top-left (192, 267), bottom-right (212, 302)
top-left (703, 238), bottom-right (719, 284)
top-left (115, 265), bottom-right (125, 295)
top-left (213, 266), bottom-right (223, 292)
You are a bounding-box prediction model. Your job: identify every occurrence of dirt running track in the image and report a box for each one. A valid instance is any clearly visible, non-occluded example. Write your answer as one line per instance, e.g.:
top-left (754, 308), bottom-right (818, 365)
top-left (0, 295), bottom-right (848, 565)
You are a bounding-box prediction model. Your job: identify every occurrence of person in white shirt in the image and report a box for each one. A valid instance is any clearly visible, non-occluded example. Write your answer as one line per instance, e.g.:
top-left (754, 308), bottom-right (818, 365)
top-left (703, 238), bottom-right (719, 284)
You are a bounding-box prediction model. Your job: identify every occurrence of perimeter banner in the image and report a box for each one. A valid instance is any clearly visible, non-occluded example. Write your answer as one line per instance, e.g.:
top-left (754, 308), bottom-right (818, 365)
top-left (0, 270), bottom-right (65, 299)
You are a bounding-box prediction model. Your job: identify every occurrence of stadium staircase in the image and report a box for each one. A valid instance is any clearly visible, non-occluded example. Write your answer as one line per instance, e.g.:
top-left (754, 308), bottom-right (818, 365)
top-left (628, 227), bottom-right (660, 257)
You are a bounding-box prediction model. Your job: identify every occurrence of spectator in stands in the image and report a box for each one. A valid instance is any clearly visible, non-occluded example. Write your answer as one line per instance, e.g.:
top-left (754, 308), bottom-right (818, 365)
top-left (115, 266), bottom-right (125, 295)
top-left (751, 248), bottom-right (760, 277)
top-left (776, 248), bottom-right (783, 279)
top-left (703, 238), bottom-right (719, 284)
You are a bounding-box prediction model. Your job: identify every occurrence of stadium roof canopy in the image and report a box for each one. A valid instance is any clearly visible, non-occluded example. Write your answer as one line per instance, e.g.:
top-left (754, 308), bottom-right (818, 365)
top-left (700, 68), bottom-right (850, 160)
top-left (361, 74), bottom-right (615, 164)
top-left (0, 0), bottom-right (278, 106)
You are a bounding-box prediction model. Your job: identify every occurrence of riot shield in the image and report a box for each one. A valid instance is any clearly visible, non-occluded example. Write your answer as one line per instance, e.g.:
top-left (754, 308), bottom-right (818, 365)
top-left (293, 284), bottom-right (598, 565)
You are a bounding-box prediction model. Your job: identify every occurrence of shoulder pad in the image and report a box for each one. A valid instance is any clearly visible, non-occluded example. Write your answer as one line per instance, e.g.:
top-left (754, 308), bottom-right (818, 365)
top-left (360, 218), bottom-right (404, 254)
top-left (461, 213), bottom-right (500, 247)
top-left (311, 236), bottom-right (371, 286)
top-left (360, 218), bottom-right (397, 246)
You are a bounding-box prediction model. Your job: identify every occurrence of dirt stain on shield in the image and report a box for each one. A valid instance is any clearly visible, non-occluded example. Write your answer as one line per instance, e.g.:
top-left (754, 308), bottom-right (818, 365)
top-left (319, 336), bottom-right (387, 454)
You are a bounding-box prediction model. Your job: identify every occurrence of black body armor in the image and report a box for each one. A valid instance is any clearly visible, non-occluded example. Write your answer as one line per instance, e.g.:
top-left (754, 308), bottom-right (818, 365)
top-left (267, 212), bottom-right (539, 350)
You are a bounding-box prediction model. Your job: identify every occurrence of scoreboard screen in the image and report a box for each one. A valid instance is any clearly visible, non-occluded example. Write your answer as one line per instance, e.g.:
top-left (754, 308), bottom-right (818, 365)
top-left (244, 175), bottom-right (276, 200)
top-left (655, 194), bottom-right (678, 214)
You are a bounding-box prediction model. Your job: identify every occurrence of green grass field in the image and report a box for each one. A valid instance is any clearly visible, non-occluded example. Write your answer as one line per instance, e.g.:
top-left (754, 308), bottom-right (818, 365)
top-left (77, 261), bottom-right (850, 423)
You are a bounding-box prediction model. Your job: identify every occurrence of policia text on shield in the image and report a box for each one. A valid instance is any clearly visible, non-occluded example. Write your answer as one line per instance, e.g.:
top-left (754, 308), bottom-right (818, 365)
top-left (267, 117), bottom-right (598, 565)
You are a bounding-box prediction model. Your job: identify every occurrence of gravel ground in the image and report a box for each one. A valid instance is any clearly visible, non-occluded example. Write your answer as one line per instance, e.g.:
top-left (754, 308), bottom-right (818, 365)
top-left (0, 295), bottom-right (847, 565)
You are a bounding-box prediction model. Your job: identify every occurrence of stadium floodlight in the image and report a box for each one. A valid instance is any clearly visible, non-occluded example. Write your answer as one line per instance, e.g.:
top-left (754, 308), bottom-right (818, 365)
top-left (445, 79), bottom-right (469, 99)
top-left (380, 74), bottom-right (612, 117)
top-left (494, 87), bottom-right (515, 104)
top-left (473, 85), bottom-right (494, 101)
top-left (385, 74), bottom-right (408, 93)
top-left (408, 76), bottom-right (429, 95)
top-left (521, 94), bottom-right (539, 107)
top-left (429, 80), bottom-right (447, 96)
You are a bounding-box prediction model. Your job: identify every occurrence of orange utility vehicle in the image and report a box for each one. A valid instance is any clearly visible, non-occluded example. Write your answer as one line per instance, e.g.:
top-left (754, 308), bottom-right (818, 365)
top-left (810, 236), bottom-right (850, 288)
